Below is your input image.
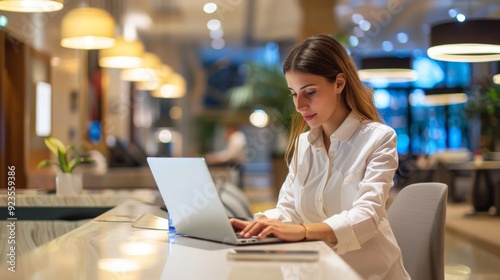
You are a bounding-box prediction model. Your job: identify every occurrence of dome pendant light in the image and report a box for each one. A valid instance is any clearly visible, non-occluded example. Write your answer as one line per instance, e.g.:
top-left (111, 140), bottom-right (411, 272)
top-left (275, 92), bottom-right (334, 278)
top-left (99, 36), bottom-right (144, 69)
top-left (151, 73), bottom-right (186, 98)
top-left (428, 19), bottom-right (500, 63)
top-left (494, 74), bottom-right (500, 85)
top-left (358, 57), bottom-right (418, 83)
top-left (120, 52), bottom-right (161, 82)
top-left (0, 0), bottom-right (63, 12)
top-left (61, 7), bottom-right (115, 50)
top-left (422, 87), bottom-right (468, 106)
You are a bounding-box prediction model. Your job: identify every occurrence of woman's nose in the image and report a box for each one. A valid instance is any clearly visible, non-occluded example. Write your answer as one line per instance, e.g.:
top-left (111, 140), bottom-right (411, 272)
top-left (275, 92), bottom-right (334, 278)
top-left (295, 94), bottom-right (308, 112)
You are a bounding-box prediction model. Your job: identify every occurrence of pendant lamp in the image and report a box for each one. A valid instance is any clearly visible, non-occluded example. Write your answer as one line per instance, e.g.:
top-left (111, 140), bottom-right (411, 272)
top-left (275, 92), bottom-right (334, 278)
top-left (99, 37), bottom-right (144, 69)
top-left (120, 52), bottom-right (161, 82)
top-left (0, 0), bottom-right (63, 12)
top-left (494, 74), bottom-right (500, 85)
top-left (61, 7), bottom-right (115, 50)
top-left (410, 87), bottom-right (468, 106)
top-left (358, 57), bottom-right (418, 83)
top-left (493, 62), bottom-right (500, 85)
top-left (136, 64), bottom-right (173, 90)
top-left (427, 19), bottom-right (500, 63)
top-left (151, 73), bottom-right (186, 98)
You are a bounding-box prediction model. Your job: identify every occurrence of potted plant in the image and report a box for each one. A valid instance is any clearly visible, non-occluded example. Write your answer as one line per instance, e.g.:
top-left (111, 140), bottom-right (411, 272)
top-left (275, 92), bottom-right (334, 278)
top-left (37, 137), bottom-right (93, 195)
top-left (228, 62), bottom-right (294, 131)
top-left (463, 79), bottom-right (500, 159)
top-left (228, 63), bottom-right (294, 197)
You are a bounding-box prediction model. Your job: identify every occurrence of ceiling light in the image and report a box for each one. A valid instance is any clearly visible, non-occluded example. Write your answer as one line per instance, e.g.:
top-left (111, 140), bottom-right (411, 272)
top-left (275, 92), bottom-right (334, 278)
top-left (61, 7), bottom-right (115, 50)
top-left (249, 109), bottom-right (269, 128)
top-left (358, 57), bottom-right (418, 83)
top-left (0, 0), bottom-right (63, 12)
top-left (448, 9), bottom-right (458, 18)
top-left (207, 19), bottom-right (221, 31)
top-left (428, 19), bottom-right (500, 62)
top-left (381, 41), bottom-right (394, 52)
top-left (211, 38), bottom-right (225, 49)
top-left (493, 74), bottom-right (500, 85)
top-left (169, 106), bottom-right (183, 120)
top-left (210, 29), bottom-right (224, 39)
top-left (456, 14), bottom-right (466, 22)
top-left (421, 93), bottom-right (468, 106)
top-left (151, 73), bottom-right (186, 98)
top-left (411, 87), bottom-right (468, 106)
top-left (351, 13), bottom-right (363, 24)
top-left (397, 32), bottom-right (408, 44)
top-left (120, 52), bottom-right (161, 82)
top-left (0, 15), bottom-right (7, 27)
top-left (203, 3), bottom-right (217, 14)
top-left (99, 37), bottom-right (144, 69)
top-left (135, 64), bottom-right (173, 90)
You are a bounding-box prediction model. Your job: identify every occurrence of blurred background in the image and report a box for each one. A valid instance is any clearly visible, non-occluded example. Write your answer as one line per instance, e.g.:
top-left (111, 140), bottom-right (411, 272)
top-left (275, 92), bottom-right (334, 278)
top-left (2, 1), bottom-right (500, 278)
top-left (1, 0), bottom-right (500, 191)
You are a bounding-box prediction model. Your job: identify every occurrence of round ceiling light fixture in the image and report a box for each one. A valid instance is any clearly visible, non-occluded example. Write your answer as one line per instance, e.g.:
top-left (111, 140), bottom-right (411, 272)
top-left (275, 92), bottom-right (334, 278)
top-left (120, 52), bottom-right (162, 82)
top-left (0, 0), bottom-right (63, 12)
top-left (427, 19), bottom-right (500, 63)
top-left (358, 57), bottom-right (418, 83)
top-left (99, 37), bottom-right (144, 69)
top-left (61, 7), bottom-right (115, 50)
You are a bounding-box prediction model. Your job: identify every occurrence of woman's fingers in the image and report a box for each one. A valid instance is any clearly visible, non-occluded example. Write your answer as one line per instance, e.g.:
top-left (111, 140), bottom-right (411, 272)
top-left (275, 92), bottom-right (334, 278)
top-left (234, 218), bottom-right (302, 240)
top-left (242, 219), bottom-right (277, 238)
top-left (257, 225), bottom-right (275, 239)
top-left (229, 218), bottom-right (248, 231)
top-left (241, 221), bottom-right (261, 237)
top-left (256, 223), bottom-right (306, 241)
top-left (230, 219), bottom-right (263, 237)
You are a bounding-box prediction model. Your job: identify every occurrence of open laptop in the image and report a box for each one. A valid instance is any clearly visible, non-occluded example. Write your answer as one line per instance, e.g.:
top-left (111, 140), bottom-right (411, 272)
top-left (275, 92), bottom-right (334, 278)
top-left (147, 157), bottom-right (283, 245)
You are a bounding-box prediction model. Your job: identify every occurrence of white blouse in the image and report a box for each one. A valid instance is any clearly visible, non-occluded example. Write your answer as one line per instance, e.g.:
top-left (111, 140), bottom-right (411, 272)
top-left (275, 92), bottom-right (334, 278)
top-left (258, 112), bottom-right (410, 280)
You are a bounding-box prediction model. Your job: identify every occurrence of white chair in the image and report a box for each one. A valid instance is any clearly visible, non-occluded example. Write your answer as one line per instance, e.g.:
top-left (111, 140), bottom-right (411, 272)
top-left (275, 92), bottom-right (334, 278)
top-left (388, 182), bottom-right (448, 280)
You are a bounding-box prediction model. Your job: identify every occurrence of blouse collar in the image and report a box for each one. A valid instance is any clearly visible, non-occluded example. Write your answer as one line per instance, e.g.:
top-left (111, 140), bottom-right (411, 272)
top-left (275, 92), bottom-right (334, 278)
top-left (307, 111), bottom-right (362, 146)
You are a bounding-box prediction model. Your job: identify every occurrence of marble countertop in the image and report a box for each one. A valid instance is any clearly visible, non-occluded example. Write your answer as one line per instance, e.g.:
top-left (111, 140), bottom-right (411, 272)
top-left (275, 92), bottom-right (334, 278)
top-left (0, 190), bottom-right (161, 207)
top-left (0, 191), bottom-right (164, 267)
top-left (0, 201), bottom-right (362, 280)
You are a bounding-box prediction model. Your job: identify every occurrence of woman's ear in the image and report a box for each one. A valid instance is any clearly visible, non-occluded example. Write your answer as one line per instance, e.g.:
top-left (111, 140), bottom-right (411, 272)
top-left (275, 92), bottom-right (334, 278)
top-left (335, 73), bottom-right (346, 94)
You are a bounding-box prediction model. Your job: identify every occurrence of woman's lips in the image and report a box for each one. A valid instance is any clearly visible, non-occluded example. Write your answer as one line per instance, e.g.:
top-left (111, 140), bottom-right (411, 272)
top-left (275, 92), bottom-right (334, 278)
top-left (303, 114), bottom-right (316, 121)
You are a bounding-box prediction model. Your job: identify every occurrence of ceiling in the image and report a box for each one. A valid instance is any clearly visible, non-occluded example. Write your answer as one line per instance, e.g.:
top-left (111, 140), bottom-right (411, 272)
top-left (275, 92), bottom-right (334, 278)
top-left (2, 0), bottom-right (500, 60)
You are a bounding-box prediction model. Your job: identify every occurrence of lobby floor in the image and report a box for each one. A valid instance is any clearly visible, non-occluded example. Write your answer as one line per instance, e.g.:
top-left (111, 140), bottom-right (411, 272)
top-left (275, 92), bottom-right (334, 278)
top-left (242, 173), bottom-right (500, 280)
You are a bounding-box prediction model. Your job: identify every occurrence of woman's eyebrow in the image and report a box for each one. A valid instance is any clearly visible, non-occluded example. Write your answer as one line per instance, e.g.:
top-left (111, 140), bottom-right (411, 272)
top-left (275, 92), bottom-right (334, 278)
top-left (287, 83), bottom-right (315, 90)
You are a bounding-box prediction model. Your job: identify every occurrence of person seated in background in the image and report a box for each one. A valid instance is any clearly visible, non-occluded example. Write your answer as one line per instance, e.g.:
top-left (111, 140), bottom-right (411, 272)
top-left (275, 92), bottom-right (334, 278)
top-left (205, 124), bottom-right (248, 188)
top-left (205, 124), bottom-right (248, 166)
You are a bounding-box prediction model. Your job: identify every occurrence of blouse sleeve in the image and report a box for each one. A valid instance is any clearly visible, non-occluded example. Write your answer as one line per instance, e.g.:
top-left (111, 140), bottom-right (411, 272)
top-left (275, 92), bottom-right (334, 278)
top-left (323, 127), bottom-right (398, 254)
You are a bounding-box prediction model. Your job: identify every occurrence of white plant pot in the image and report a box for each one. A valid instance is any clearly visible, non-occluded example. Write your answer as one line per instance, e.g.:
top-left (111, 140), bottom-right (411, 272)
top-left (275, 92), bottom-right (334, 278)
top-left (56, 173), bottom-right (83, 196)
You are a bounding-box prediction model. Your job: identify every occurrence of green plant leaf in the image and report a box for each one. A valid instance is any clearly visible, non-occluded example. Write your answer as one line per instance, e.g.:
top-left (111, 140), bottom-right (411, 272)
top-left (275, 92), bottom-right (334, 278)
top-left (67, 157), bottom-right (94, 173)
top-left (44, 137), bottom-right (67, 157)
top-left (41, 137), bottom-right (94, 173)
top-left (36, 159), bottom-right (55, 169)
top-left (57, 148), bottom-right (69, 173)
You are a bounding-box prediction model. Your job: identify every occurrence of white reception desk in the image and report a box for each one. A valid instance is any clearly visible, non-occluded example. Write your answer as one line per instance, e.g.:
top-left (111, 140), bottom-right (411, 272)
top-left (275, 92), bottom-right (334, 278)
top-left (1, 201), bottom-right (362, 280)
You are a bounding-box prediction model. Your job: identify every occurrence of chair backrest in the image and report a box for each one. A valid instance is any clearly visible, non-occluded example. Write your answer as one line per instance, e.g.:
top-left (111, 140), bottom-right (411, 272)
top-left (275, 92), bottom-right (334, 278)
top-left (388, 182), bottom-right (448, 280)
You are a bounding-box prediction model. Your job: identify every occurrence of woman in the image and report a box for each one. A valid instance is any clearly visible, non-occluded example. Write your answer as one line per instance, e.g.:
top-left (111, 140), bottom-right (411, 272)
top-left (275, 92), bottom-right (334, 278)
top-left (230, 35), bottom-right (410, 279)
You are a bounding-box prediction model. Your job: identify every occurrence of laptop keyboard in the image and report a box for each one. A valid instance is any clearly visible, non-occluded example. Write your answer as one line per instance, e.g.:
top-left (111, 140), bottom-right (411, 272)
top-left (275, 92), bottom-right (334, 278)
top-left (236, 232), bottom-right (259, 240)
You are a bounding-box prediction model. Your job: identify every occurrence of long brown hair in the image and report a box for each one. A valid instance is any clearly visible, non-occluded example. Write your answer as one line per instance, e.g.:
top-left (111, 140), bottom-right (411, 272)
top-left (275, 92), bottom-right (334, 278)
top-left (283, 34), bottom-right (382, 165)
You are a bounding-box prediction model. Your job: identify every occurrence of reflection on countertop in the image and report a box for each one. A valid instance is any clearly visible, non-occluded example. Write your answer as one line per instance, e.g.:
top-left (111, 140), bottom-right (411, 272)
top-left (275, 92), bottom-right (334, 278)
top-left (1, 202), bottom-right (169, 280)
top-left (0, 201), bottom-right (362, 280)
top-left (0, 190), bottom-right (163, 274)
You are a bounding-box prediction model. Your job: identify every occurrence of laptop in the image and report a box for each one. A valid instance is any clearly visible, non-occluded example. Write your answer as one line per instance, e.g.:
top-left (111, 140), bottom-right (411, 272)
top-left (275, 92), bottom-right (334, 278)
top-left (147, 157), bottom-right (283, 245)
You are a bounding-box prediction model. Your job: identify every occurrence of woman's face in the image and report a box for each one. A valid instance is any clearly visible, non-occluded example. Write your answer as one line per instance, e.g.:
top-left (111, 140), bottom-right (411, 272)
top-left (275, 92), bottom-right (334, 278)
top-left (286, 71), bottom-right (346, 132)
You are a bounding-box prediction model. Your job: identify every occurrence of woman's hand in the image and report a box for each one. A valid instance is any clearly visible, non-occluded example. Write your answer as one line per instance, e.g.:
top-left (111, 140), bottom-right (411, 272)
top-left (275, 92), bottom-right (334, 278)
top-left (229, 218), bottom-right (306, 242)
